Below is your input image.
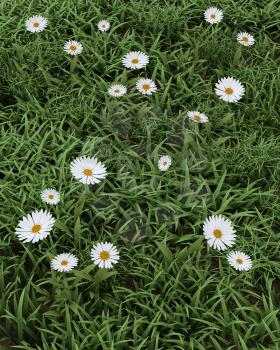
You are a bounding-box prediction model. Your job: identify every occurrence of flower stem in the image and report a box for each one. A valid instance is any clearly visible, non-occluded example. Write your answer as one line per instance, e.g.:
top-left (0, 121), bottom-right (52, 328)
top-left (70, 56), bottom-right (78, 73)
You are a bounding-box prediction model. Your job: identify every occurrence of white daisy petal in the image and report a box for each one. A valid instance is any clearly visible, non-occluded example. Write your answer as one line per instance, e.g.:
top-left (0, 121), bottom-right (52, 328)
top-left (237, 32), bottom-right (255, 47)
top-left (122, 51), bottom-right (149, 70)
top-left (15, 210), bottom-right (55, 243)
top-left (70, 156), bottom-right (107, 185)
top-left (41, 188), bottom-right (60, 205)
top-left (97, 260), bottom-right (104, 268)
top-left (108, 84), bottom-right (127, 97)
top-left (90, 242), bottom-right (120, 269)
top-left (51, 253), bottom-right (78, 272)
top-left (187, 111), bottom-right (208, 123)
top-left (204, 7), bottom-right (223, 25)
top-left (215, 77), bottom-right (245, 103)
top-left (203, 215), bottom-right (236, 251)
top-left (97, 20), bottom-right (110, 32)
top-left (158, 155), bottom-right (172, 171)
top-left (64, 40), bottom-right (83, 56)
top-left (227, 251), bottom-right (252, 271)
top-left (136, 78), bottom-right (157, 95)
top-left (25, 15), bottom-right (48, 33)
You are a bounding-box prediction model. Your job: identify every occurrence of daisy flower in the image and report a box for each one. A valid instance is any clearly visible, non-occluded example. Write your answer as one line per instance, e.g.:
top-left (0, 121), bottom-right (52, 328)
top-left (25, 15), bottom-right (48, 33)
top-left (136, 78), bottom-right (157, 95)
top-left (158, 155), bottom-right (172, 171)
top-left (70, 156), bottom-right (107, 185)
top-left (64, 40), bottom-right (83, 56)
top-left (187, 111), bottom-right (208, 123)
top-left (108, 84), bottom-right (127, 97)
top-left (122, 51), bottom-right (149, 70)
top-left (15, 210), bottom-right (55, 243)
top-left (203, 215), bottom-right (236, 251)
top-left (227, 251), bottom-right (252, 271)
top-left (41, 188), bottom-right (60, 205)
top-left (97, 20), bottom-right (110, 32)
top-left (215, 77), bottom-right (245, 103)
top-left (204, 7), bottom-right (223, 24)
top-left (51, 253), bottom-right (78, 272)
top-left (90, 242), bottom-right (120, 269)
top-left (237, 32), bottom-right (255, 46)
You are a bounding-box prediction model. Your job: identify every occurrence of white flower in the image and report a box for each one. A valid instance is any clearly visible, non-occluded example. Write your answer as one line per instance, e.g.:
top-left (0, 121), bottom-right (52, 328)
top-left (15, 210), bottom-right (55, 243)
top-left (122, 51), bottom-right (149, 70)
top-left (25, 15), bottom-right (48, 33)
top-left (97, 20), bottom-right (110, 32)
top-left (227, 251), bottom-right (252, 271)
top-left (108, 84), bottom-right (127, 97)
top-left (51, 253), bottom-right (78, 272)
top-left (64, 40), bottom-right (83, 56)
top-left (203, 215), bottom-right (236, 251)
top-left (204, 7), bottom-right (223, 24)
top-left (215, 77), bottom-right (245, 103)
top-left (70, 156), bottom-right (107, 185)
top-left (158, 155), bottom-right (172, 171)
top-left (187, 111), bottom-right (208, 123)
top-left (237, 32), bottom-right (255, 46)
top-left (41, 188), bottom-right (60, 205)
top-left (90, 242), bottom-right (120, 269)
top-left (136, 78), bottom-right (157, 95)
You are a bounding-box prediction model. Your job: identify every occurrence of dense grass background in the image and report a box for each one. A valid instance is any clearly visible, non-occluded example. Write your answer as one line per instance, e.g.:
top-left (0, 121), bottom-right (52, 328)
top-left (1, 0), bottom-right (280, 349)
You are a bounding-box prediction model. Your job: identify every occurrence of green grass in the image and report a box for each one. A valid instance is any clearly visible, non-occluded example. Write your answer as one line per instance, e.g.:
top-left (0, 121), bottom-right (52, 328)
top-left (1, 0), bottom-right (280, 349)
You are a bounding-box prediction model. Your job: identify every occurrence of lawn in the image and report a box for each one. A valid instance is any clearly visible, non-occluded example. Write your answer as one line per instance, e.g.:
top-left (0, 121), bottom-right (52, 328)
top-left (0, 0), bottom-right (280, 349)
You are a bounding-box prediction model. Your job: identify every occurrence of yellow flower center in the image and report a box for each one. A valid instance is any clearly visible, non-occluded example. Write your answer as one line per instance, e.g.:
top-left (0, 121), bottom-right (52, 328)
top-left (32, 224), bottom-right (41, 234)
top-left (83, 168), bottom-right (93, 176)
top-left (60, 260), bottom-right (69, 266)
top-left (210, 14), bottom-right (216, 19)
top-left (213, 229), bottom-right (222, 238)
top-left (100, 251), bottom-right (110, 261)
top-left (131, 58), bottom-right (139, 64)
top-left (163, 161), bottom-right (167, 166)
top-left (242, 37), bottom-right (249, 43)
top-left (143, 84), bottom-right (150, 91)
top-left (225, 87), bottom-right (234, 95)
top-left (236, 258), bottom-right (243, 265)
top-left (193, 115), bottom-right (201, 121)
top-left (114, 89), bottom-right (120, 94)
top-left (48, 194), bottom-right (54, 200)
top-left (70, 45), bottom-right (77, 52)
top-left (33, 22), bottom-right (40, 28)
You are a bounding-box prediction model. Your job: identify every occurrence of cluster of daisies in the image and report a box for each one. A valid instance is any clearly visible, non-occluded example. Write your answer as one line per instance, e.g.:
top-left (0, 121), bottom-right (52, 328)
top-left (16, 156), bottom-right (119, 272)
top-left (25, 15), bottom-right (157, 96)
top-left (203, 215), bottom-right (252, 271)
top-left (108, 51), bottom-right (157, 96)
top-left (25, 10), bottom-right (251, 105)
top-left (21, 11), bottom-right (256, 273)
